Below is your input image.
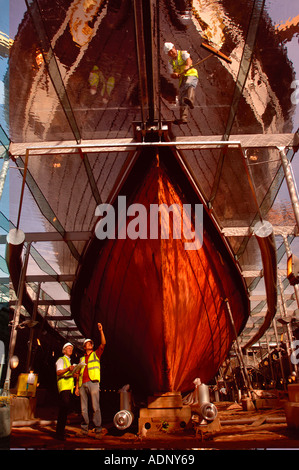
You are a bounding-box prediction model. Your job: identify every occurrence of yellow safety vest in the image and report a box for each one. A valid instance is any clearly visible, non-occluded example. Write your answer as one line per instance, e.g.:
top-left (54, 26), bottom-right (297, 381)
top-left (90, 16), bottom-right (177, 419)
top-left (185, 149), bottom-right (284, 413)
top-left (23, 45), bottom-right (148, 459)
top-left (57, 356), bottom-right (74, 393)
top-left (170, 50), bottom-right (198, 86)
top-left (78, 351), bottom-right (101, 387)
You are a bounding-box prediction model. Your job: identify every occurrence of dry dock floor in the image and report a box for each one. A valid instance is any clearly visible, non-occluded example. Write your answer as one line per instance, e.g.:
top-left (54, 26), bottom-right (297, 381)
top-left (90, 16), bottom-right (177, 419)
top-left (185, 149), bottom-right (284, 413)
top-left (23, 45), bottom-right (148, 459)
top-left (5, 401), bottom-right (299, 450)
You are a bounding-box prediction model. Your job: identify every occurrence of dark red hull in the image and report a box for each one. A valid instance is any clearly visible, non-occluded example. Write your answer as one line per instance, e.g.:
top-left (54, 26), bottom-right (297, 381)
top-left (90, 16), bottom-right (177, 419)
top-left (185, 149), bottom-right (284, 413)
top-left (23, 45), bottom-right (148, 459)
top-left (71, 148), bottom-right (249, 395)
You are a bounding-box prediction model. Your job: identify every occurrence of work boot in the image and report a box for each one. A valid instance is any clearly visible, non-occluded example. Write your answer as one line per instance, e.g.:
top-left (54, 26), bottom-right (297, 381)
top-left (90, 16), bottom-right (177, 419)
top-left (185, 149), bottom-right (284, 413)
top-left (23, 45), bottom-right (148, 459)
top-left (94, 427), bottom-right (108, 439)
top-left (173, 104), bottom-right (189, 125)
top-left (183, 87), bottom-right (195, 109)
top-left (173, 119), bottom-right (188, 125)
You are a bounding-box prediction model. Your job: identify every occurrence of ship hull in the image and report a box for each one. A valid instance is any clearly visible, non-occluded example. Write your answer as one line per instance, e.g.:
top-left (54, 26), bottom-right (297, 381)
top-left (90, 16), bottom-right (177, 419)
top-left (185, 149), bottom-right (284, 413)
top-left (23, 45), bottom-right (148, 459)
top-left (71, 147), bottom-right (249, 395)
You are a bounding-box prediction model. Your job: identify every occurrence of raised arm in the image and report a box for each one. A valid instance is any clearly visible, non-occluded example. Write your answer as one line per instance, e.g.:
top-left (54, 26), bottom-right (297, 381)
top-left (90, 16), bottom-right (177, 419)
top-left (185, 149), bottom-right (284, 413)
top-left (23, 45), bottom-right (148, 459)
top-left (98, 323), bottom-right (106, 346)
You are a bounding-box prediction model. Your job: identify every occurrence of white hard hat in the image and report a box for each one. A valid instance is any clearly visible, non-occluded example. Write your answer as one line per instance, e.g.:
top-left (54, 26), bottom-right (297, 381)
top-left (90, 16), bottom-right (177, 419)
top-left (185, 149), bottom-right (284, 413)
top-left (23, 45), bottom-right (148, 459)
top-left (62, 342), bottom-right (73, 352)
top-left (164, 42), bottom-right (174, 54)
top-left (83, 338), bottom-right (94, 346)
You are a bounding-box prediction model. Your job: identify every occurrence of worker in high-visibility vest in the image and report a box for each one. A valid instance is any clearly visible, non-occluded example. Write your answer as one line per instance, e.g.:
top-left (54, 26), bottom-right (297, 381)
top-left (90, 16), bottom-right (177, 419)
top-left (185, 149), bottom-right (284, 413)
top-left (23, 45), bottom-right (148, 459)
top-left (55, 342), bottom-right (75, 440)
top-left (75, 323), bottom-right (106, 438)
top-left (164, 42), bottom-right (198, 125)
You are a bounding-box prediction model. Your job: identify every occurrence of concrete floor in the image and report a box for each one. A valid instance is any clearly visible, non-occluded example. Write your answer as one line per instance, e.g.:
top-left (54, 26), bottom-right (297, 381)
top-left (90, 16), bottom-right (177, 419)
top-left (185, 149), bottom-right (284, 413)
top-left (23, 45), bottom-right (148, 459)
top-left (5, 401), bottom-right (299, 450)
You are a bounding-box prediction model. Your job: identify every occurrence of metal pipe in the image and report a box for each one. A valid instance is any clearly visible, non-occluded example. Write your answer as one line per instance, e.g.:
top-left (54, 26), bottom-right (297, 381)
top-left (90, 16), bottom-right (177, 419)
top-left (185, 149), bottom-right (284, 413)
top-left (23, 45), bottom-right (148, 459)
top-left (273, 318), bottom-right (287, 390)
top-left (133, 0), bottom-right (148, 128)
top-left (195, 382), bottom-right (218, 422)
top-left (283, 235), bottom-right (299, 308)
top-left (242, 148), bottom-right (263, 222)
top-left (0, 156), bottom-right (9, 200)
top-left (26, 282), bottom-right (41, 372)
top-left (278, 146), bottom-right (299, 231)
top-left (16, 149), bottom-right (29, 230)
top-left (3, 239), bottom-right (31, 394)
top-left (0, 354), bottom-right (5, 387)
top-left (224, 299), bottom-right (253, 396)
top-left (17, 140), bottom-right (243, 153)
top-left (234, 343), bottom-right (252, 394)
top-left (265, 332), bottom-right (275, 382)
top-left (278, 275), bottom-right (298, 376)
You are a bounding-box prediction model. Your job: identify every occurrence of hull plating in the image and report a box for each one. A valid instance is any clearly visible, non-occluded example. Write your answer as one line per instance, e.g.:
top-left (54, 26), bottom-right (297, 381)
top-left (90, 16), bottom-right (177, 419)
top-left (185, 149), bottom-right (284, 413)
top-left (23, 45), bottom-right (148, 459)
top-left (72, 149), bottom-right (249, 394)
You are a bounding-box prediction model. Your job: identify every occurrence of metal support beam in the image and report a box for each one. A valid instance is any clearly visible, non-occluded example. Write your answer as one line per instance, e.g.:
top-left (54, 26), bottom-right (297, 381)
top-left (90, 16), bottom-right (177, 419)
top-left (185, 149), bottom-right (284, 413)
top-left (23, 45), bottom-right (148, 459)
top-left (10, 139), bottom-right (242, 155)
top-left (241, 221), bottom-right (277, 350)
top-left (0, 232), bottom-right (90, 244)
top-left (46, 316), bottom-right (74, 321)
top-left (0, 155), bottom-right (9, 200)
top-left (26, 282), bottom-right (41, 372)
top-left (133, 0), bottom-right (160, 125)
top-left (26, 274), bottom-right (75, 283)
top-left (250, 293), bottom-right (295, 301)
top-left (222, 225), bottom-right (297, 237)
top-left (278, 146), bottom-right (299, 231)
top-left (224, 299), bottom-right (253, 396)
top-left (278, 275), bottom-right (299, 376)
top-left (4, 242), bottom-right (31, 394)
top-left (9, 133), bottom-right (299, 156)
top-left (10, 299), bottom-right (71, 306)
top-left (79, 148), bottom-right (102, 205)
top-left (209, 0), bottom-right (265, 206)
top-left (282, 235), bottom-right (299, 309)
top-left (272, 318), bottom-right (287, 390)
top-left (13, 157), bottom-right (81, 261)
top-left (25, 0), bottom-right (81, 143)
top-left (240, 147), bottom-right (263, 222)
top-left (223, 0), bottom-right (265, 140)
top-left (16, 149), bottom-right (29, 230)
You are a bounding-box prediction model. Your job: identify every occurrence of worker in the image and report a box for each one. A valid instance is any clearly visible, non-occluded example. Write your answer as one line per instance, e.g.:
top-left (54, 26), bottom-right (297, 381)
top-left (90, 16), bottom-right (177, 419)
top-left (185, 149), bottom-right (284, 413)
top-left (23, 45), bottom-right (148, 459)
top-left (75, 323), bottom-right (106, 438)
top-left (164, 42), bottom-right (198, 125)
top-left (55, 342), bottom-right (75, 441)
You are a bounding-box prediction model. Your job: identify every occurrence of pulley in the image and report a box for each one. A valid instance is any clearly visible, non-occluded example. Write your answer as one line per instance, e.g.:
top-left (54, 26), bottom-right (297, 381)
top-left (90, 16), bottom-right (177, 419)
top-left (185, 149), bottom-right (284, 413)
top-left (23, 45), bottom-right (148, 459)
top-left (199, 402), bottom-right (218, 422)
top-left (113, 409), bottom-right (134, 430)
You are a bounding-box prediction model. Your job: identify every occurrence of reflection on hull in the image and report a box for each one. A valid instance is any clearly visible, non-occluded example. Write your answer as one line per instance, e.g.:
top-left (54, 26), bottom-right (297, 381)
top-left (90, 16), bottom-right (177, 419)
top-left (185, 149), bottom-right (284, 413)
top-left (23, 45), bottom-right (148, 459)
top-left (8, 0), bottom-right (295, 143)
top-left (71, 149), bottom-right (249, 394)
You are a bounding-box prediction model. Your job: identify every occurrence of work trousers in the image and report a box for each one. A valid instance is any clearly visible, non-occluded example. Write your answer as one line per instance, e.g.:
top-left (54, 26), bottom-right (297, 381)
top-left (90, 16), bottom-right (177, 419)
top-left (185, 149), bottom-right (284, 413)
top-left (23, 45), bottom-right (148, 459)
top-left (79, 380), bottom-right (102, 431)
top-left (179, 75), bottom-right (198, 106)
top-left (56, 389), bottom-right (73, 437)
